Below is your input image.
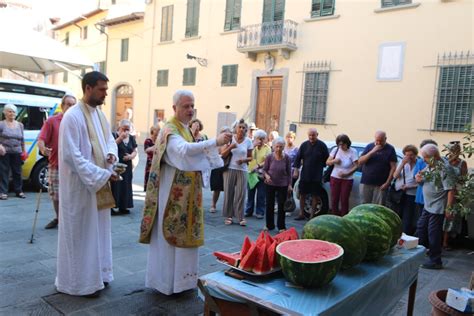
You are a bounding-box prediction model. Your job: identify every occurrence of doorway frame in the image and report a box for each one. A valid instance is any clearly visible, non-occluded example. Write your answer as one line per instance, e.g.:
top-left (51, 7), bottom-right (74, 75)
top-left (111, 82), bottom-right (134, 129)
top-left (249, 67), bottom-right (289, 135)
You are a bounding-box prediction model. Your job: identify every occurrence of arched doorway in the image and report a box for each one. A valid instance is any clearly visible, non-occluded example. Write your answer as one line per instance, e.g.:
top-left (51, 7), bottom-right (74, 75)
top-left (114, 84), bottom-right (133, 128)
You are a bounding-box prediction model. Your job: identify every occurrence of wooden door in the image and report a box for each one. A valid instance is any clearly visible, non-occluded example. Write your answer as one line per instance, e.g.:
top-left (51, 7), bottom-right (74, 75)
top-left (256, 77), bottom-right (282, 134)
top-left (114, 85), bottom-right (133, 129)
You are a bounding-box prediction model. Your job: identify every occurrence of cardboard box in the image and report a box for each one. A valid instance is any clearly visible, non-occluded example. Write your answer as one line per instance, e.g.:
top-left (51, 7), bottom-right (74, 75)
top-left (446, 288), bottom-right (474, 313)
top-left (397, 233), bottom-right (419, 249)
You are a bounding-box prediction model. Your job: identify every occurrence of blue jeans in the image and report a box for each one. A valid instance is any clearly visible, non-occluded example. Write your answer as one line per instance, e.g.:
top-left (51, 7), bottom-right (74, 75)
top-left (245, 180), bottom-right (266, 216)
top-left (416, 209), bottom-right (444, 265)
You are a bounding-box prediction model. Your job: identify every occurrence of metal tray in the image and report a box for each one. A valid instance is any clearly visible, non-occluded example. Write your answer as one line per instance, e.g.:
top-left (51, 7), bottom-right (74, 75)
top-left (216, 257), bottom-right (281, 276)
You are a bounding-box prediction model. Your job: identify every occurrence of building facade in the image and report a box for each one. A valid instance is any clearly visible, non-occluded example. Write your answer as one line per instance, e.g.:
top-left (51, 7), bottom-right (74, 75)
top-left (137, 0), bottom-right (473, 152)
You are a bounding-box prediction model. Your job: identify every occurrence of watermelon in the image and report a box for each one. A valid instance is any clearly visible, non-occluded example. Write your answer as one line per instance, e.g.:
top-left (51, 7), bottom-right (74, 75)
top-left (274, 227), bottom-right (299, 243)
top-left (277, 239), bottom-right (344, 288)
top-left (267, 240), bottom-right (278, 269)
top-left (240, 236), bottom-right (252, 258)
top-left (213, 251), bottom-right (240, 267)
top-left (253, 238), bottom-right (271, 274)
top-left (302, 215), bottom-right (367, 269)
top-left (349, 204), bottom-right (402, 247)
top-left (239, 242), bottom-right (258, 271)
top-left (344, 212), bottom-right (392, 261)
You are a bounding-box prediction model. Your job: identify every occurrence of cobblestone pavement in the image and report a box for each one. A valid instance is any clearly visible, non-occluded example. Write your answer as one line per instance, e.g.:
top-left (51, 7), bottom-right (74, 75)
top-left (0, 147), bottom-right (472, 315)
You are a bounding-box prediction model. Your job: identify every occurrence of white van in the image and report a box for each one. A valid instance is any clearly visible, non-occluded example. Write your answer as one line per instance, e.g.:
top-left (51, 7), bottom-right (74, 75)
top-left (0, 79), bottom-right (73, 190)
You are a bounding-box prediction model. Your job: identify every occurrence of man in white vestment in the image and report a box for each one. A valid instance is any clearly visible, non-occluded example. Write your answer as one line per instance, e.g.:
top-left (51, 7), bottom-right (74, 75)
top-left (139, 90), bottom-right (232, 295)
top-left (56, 71), bottom-right (119, 297)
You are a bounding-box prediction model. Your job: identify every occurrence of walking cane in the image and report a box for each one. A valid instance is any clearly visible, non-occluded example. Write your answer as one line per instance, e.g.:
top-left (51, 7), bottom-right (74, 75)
top-left (29, 188), bottom-right (42, 244)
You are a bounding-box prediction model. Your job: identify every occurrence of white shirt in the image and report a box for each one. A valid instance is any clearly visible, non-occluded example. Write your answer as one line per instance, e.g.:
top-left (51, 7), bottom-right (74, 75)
top-left (228, 136), bottom-right (253, 172)
top-left (394, 162), bottom-right (417, 196)
top-left (330, 147), bottom-right (358, 180)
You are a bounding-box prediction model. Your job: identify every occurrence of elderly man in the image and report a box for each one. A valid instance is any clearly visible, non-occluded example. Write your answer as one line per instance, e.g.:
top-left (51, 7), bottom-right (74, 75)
top-left (358, 131), bottom-right (397, 204)
top-left (56, 71), bottom-right (118, 297)
top-left (415, 144), bottom-right (455, 269)
top-left (139, 90), bottom-right (232, 295)
top-left (293, 128), bottom-right (329, 219)
top-left (38, 94), bottom-right (76, 229)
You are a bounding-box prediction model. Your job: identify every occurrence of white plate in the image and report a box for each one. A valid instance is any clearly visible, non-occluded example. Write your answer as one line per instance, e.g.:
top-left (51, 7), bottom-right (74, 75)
top-left (216, 258), bottom-right (282, 276)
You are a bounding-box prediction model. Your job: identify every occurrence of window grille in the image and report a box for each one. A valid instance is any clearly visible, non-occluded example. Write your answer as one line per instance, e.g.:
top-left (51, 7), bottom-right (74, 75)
top-left (300, 61), bottom-right (331, 124)
top-left (432, 52), bottom-right (474, 133)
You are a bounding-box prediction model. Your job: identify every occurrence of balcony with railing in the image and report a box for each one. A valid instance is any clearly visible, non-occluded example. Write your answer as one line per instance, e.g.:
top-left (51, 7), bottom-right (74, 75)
top-left (237, 20), bottom-right (298, 60)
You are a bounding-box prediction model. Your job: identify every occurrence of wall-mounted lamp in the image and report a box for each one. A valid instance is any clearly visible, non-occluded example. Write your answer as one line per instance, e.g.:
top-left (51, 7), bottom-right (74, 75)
top-left (186, 53), bottom-right (208, 67)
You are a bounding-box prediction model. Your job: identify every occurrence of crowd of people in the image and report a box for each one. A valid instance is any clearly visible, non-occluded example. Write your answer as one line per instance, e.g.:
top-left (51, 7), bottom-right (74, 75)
top-left (0, 71), bottom-right (468, 298)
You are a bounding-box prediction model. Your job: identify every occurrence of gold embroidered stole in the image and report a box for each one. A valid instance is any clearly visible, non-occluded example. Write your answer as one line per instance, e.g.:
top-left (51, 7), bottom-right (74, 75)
top-left (79, 101), bottom-right (115, 210)
top-left (139, 117), bottom-right (204, 248)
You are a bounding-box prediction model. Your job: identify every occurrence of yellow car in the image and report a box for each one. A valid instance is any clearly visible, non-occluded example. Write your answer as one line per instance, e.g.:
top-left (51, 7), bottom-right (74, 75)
top-left (0, 79), bottom-right (73, 190)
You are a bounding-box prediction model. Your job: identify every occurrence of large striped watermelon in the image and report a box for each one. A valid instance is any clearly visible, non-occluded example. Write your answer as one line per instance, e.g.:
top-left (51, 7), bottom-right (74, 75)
top-left (302, 215), bottom-right (367, 269)
top-left (350, 204), bottom-right (402, 247)
top-left (344, 212), bottom-right (392, 261)
top-left (277, 239), bottom-right (344, 288)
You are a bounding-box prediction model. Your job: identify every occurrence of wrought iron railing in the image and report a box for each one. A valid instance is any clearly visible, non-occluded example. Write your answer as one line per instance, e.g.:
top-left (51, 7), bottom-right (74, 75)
top-left (237, 20), bottom-right (298, 49)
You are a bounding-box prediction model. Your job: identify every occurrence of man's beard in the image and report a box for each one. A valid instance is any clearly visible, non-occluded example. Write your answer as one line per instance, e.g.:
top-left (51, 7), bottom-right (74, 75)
top-left (88, 97), bottom-right (104, 107)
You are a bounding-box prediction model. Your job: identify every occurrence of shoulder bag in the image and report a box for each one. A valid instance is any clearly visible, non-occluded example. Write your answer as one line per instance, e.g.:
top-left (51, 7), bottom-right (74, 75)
top-left (323, 147), bottom-right (339, 183)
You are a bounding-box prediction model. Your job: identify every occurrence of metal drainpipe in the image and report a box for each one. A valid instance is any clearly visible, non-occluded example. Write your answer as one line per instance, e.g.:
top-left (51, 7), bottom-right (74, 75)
top-left (146, 0), bottom-right (157, 134)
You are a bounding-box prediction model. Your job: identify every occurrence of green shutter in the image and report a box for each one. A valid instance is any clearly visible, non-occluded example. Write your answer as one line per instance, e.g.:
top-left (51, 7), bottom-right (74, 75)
top-left (382, 0), bottom-right (411, 8)
top-left (221, 65), bottom-right (238, 86)
top-left (183, 67), bottom-right (196, 86)
top-left (262, 0), bottom-right (284, 23)
top-left (157, 70), bottom-right (169, 87)
top-left (312, 0), bottom-right (334, 17)
top-left (224, 0), bottom-right (241, 31)
top-left (161, 5), bottom-right (173, 42)
top-left (185, 0), bottom-right (200, 37)
top-left (121, 38), bottom-right (129, 62)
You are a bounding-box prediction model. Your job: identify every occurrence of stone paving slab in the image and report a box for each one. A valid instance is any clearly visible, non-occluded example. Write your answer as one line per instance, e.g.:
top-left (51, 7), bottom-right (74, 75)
top-left (1, 147), bottom-right (472, 315)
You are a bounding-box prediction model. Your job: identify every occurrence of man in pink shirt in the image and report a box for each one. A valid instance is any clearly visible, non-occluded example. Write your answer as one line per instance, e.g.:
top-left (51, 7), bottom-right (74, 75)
top-left (38, 95), bottom-right (76, 229)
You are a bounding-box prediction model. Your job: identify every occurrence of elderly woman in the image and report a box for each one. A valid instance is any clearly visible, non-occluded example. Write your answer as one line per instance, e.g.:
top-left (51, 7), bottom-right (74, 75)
top-left (189, 118), bottom-right (208, 142)
top-left (0, 104), bottom-right (26, 200)
top-left (144, 124), bottom-right (160, 190)
top-left (210, 126), bottom-right (231, 213)
top-left (221, 119), bottom-right (253, 226)
top-left (263, 137), bottom-right (292, 232)
top-left (111, 119), bottom-right (138, 215)
top-left (326, 134), bottom-right (358, 216)
top-left (393, 145), bottom-right (419, 234)
top-left (442, 141), bottom-right (468, 250)
top-left (245, 129), bottom-right (271, 219)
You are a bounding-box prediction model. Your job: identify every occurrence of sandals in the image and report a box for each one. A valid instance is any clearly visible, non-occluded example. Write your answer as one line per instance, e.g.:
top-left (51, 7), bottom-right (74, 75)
top-left (224, 218), bottom-right (233, 225)
top-left (209, 207), bottom-right (217, 213)
top-left (239, 219), bottom-right (247, 226)
top-left (0, 194), bottom-right (7, 200)
top-left (16, 192), bottom-right (26, 199)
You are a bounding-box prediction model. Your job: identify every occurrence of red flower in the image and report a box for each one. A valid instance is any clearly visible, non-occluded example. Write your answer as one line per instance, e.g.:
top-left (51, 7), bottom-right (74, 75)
top-left (172, 187), bottom-right (184, 201)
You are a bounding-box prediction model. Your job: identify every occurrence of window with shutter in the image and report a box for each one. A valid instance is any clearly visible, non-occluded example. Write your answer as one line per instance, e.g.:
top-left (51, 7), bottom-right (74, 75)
top-left (301, 72), bottom-right (329, 124)
top-left (183, 67), bottom-right (196, 86)
top-left (121, 38), bottom-right (129, 62)
top-left (381, 0), bottom-right (412, 8)
top-left (311, 0), bottom-right (335, 17)
top-left (161, 5), bottom-right (173, 42)
top-left (65, 32), bottom-right (69, 46)
top-left (157, 70), bottom-right (169, 87)
top-left (262, 0), bottom-right (285, 23)
top-left (434, 65), bottom-right (473, 132)
top-left (83, 25), bottom-right (88, 39)
top-left (224, 0), bottom-right (242, 31)
top-left (63, 71), bottom-right (68, 83)
top-left (185, 0), bottom-right (200, 38)
top-left (221, 65), bottom-right (238, 86)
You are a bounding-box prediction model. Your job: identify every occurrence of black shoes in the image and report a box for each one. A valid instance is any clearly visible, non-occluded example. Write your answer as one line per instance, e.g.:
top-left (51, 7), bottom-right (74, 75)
top-left (111, 209), bottom-right (130, 216)
top-left (45, 218), bottom-right (58, 229)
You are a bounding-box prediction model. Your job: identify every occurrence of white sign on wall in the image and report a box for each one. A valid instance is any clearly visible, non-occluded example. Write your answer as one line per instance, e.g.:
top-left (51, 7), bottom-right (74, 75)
top-left (377, 42), bottom-right (406, 81)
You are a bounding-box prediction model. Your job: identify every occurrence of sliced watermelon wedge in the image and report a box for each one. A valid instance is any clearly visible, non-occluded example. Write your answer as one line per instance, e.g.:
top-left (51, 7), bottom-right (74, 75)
top-left (213, 251), bottom-right (241, 267)
top-left (267, 240), bottom-right (278, 269)
top-left (239, 242), bottom-right (258, 271)
top-left (240, 236), bottom-right (252, 259)
top-left (274, 227), bottom-right (299, 244)
top-left (252, 240), bottom-right (270, 274)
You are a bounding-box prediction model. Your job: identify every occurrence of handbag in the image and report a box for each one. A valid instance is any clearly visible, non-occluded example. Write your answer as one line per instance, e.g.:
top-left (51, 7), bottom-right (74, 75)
top-left (388, 167), bottom-right (405, 205)
top-left (284, 191), bottom-right (296, 213)
top-left (323, 147), bottom-right (339, 183)
top-left (221, 140), bottom-right (233, 171)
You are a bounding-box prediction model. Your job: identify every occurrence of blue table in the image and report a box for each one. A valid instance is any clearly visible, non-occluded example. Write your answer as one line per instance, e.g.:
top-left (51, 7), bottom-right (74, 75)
top-left (198, 246), bottom-right (425, 316)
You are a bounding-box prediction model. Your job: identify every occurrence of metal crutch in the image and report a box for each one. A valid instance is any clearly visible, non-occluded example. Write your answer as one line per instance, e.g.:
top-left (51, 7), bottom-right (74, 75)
top-left (29, 188), bottom-right (42, 244)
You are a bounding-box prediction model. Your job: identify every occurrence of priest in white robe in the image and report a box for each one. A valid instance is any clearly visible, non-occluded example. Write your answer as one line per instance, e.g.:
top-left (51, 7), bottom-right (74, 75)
top-left (56, 71), bottom-right (118, 297)
top-left (139, 90), bottom-right (232, 295)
